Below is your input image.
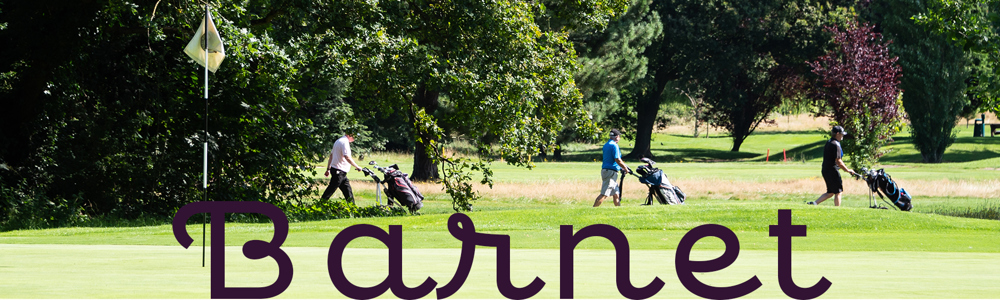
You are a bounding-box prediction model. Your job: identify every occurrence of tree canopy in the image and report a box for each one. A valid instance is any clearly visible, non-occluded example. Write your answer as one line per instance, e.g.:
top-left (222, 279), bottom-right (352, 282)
top-left (0, 0), bottom-right (362, 227)
top-left (912, 0), bottom-right (1000, 114)
top-left (618, 0), bottom-right (850, 154)
top-left (863, 0), bottom-right (977, 163)
top-left (809, 19), bottom-right (905, 170)
top-left (0, 0), bottom-right (632, 227)
top-left (2, 0), bottom-right (994, 229)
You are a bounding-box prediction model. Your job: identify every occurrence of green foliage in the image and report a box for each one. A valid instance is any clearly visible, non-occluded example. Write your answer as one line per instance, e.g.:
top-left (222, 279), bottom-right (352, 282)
top-left (0, 0), bottom-right (361, 229)
top-left (573, 0), bottom-right (662, 98)
top-left (548, 0), bottom-right (662, 152)
top-left (281, 198), bottom-right (408, 222)
top-left (316, 0), bottom-right (622, 208)
top-left (411, 108), bottom-right (494, 212)
top-left (651, 0), bottom-right (850, 153)
top-left (1, 178), bottom-right (84, 231)
top-left (440, 156), bottom-right (494, 212)
top-left (863, 0), bottom-right (973, 163)
top-left (912, 0), bottom-right (998, 52)
top-left (837, 96), bottom-right (908, 171)
top-left (911, 0), bottom-right (1000, 114)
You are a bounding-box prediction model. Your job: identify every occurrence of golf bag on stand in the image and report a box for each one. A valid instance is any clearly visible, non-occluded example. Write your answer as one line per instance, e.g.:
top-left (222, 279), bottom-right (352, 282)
top-left (631, 157), bottom-right (685, 205)
top-left (362, 161), bottom-right (424, 213)
top-left (859, 167), bottom-right (913, 211)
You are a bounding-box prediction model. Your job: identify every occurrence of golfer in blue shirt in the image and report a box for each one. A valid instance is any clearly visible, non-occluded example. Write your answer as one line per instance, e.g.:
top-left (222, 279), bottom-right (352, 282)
top-left (594, 129), bottom-right (632, 207)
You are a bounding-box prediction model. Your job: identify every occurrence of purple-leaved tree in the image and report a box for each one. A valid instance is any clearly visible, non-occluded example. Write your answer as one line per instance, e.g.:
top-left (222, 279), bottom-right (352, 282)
top-left (808, 19), bottom-right (906, 170)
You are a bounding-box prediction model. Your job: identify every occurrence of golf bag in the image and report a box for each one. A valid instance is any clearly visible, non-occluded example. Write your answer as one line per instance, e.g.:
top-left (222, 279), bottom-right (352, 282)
top-left (384, 165), bottom-right (424, 211)
top-left (363, 163), bottom-right (424, 212)
top-left (860, 168), bottom-right (913, 211)
top-left (633, 158), bottom-right (684, 205)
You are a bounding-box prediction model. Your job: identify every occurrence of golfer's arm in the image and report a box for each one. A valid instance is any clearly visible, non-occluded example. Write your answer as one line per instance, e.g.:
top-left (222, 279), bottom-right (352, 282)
top-left (325, 153), bottom-right (333, 170)
top-left (345, 154), bottom-right (360, 170)
top-left (835, 158), bottom-right (853, 174)
top-left (616, 158), bottom-right (628, 171)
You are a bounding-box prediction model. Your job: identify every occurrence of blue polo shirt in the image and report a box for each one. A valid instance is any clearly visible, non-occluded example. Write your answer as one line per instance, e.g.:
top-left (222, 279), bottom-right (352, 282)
top-left (602, 139), bottom-right (621, 170)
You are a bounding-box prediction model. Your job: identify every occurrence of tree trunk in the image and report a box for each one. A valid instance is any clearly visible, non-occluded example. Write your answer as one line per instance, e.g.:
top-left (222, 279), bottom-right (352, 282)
top-left (626, 65), bottom-right (677, 159)
top-left (731, 135), bottom-right (746, 152)
top-left (538, 145), bottom-right (547, 159)
top-left (553, 145), bottom-right (563, 161)
top-left (684, 92), bottom-right (702, 138)
top-left (412, 139), bottom-right (439, 180)
top-left (730, 118), bottom-right (752, 152)
top-left (410, 84), bottom-right (441, 181)
top-left (693, 118), bottom-right (700, 138)
top-left (921, 147), bottom-right (945, 163)
top-left (627, 96), bottom-right (657, 159)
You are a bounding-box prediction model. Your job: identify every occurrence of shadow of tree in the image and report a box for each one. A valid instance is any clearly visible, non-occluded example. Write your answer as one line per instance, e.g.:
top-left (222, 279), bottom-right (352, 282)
top-left (760, 140), bottom-right (826, 162)
top-left (879, 136), bottom-right (1000, 163)
top-left (537, 133), bottom-right (1000, 164)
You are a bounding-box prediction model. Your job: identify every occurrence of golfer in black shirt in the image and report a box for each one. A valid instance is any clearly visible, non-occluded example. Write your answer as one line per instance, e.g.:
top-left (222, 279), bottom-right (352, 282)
top-left (808, 126), bottom-right (858, 206)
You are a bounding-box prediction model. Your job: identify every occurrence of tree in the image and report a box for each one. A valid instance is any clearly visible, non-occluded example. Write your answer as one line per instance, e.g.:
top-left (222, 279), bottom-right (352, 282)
top-left (557, 0), bottom-right (662, 159)
top-left (863, 0), bottom-right (974, 163)
top-left (571, 0), bottom-right (662, 100)
top-left (299, 1), bottom-right (628, 210)
top-left (809, 20), bottom-right (906, 170)
top-left (618, 0), bottom-right (850, 156)
top-left (523, 0), bottom-right (662, 160)
top-left (675, 85), bottom-right (706, 137)
top-left (912, 0), bottom-right (1000, 114)
top-left (0, 0), bottom-right (360, 228)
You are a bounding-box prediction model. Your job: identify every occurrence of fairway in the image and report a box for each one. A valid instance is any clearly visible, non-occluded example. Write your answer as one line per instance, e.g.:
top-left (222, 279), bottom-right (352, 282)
top-left (3, 203), bottom-right (1000, 299)
top-left (2, 242), bottom-right (999, 298)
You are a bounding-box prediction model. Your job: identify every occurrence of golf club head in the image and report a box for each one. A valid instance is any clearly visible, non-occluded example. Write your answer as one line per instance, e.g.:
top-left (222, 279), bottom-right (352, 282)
top-left (640, 157), bottom-right (655, 165)
top-left (368, 161), bottom-right (376, 165)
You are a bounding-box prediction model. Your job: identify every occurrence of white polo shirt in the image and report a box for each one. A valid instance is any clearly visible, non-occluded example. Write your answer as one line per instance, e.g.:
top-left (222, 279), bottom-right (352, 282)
top-left (330, 136), bottom-right (352, 172)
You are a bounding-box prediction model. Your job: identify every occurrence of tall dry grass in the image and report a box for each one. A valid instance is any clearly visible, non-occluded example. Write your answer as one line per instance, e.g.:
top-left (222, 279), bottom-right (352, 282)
top-left (659, 112), bottom-right (999, 135)
top-left (336, 112), bottom-right (1000, 204)
top-left (658, 114), bottom-right (834, 135)
top-left (347, 177), bottom-right (999, 204)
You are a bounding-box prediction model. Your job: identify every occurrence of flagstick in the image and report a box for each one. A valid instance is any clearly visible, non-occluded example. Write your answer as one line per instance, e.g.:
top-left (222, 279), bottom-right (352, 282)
top-left (202, 1), bottom-right (209, 269)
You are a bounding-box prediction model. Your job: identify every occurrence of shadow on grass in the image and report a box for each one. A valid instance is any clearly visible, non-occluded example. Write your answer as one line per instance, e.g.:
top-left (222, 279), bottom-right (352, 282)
top-left (759, 140), bottom-right (826, 162)
top-left (881, 136), bottom-right (1000, 163)
top-left (539, 132), bottom-right (1000, 164)
top-left (552, 143), bottom-right (763, 162)
top-left (550, 133), bottom-right (826, 163)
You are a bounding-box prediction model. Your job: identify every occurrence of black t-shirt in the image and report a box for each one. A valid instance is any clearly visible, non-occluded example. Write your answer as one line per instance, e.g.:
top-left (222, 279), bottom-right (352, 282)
top-left (821, 138), bottom-right (842, 173)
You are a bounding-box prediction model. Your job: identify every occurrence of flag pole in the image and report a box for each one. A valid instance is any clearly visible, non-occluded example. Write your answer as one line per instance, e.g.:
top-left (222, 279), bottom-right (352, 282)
top-left (202, 0), bottom-right (209, 268)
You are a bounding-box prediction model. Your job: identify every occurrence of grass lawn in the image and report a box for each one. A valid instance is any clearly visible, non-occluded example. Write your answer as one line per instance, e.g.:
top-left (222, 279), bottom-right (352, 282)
top-left (3, 118), bottom-right (999, 299)
top-left (2, 205), bottom-right (999, 298)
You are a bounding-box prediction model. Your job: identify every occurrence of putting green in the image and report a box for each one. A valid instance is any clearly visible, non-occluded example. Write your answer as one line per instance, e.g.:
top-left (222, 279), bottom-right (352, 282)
top-left (1, 244), bottom-right (998, 299)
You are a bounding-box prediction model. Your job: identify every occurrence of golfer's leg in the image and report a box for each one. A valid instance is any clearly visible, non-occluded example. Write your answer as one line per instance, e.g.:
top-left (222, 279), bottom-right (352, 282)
top-left (833, 192), bottom-right (842, 206)
top-left (610, 171), bottom-right (620, 206)
top-left (340, 177), bottom-right (354, 204)
top-left (595, 169), bottom-right (614, 207)
top-left (814, 193), bottom-right (833, 204)
top-left (320, 170), bottom-right (339, 200)
top-left (594, 195), bottom-right (606, 207)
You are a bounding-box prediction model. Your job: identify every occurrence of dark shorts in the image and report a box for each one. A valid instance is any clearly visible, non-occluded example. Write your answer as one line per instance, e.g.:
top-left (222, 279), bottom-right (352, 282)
top-left (822, 170), bottom-right (842, 194)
